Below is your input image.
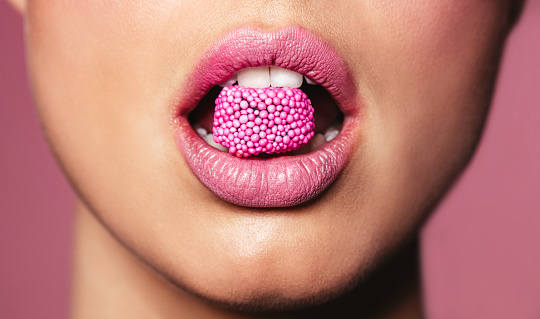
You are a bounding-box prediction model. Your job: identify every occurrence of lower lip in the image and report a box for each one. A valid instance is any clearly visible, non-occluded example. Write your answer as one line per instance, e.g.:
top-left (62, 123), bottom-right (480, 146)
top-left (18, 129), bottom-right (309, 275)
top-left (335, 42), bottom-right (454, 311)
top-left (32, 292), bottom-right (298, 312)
top-left (174, 26), bottom-right (360, 207)
top-left (175, 117), bottom-right (357, 207)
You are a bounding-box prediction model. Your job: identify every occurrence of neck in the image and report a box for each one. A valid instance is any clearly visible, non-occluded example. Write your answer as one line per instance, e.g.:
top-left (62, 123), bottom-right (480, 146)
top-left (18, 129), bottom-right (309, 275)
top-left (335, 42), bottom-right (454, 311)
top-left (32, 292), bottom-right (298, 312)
top-left (71, 202), bottom-right (422, 319)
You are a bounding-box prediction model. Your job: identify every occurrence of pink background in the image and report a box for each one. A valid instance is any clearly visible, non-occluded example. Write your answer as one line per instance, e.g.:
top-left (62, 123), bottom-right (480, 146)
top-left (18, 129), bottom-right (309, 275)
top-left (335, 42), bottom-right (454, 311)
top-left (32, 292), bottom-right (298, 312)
top-left (0, 2), bottom-right (75, 319)
top-left (421, 1), bottom-right (540, 318)
top-left (0, 1), bottom-right (538, 318)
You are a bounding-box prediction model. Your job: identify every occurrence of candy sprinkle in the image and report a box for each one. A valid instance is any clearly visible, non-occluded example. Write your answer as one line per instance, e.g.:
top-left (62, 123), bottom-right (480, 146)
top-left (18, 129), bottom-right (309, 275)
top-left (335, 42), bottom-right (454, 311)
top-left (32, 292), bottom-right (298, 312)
top-left (213, 86), bottom-right (315, 157)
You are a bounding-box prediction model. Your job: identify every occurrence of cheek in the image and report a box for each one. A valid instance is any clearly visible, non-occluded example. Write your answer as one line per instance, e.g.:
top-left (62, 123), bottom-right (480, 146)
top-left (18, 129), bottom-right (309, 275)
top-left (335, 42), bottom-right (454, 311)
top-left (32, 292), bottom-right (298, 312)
top-left (362, 0), bottom-right (508, 97)
top-left (333, 0), bottom-right (509, 242)
top-left (361, 0), bottom-right (508, 162)
top-left (24, 1), bottom-right (196, 237)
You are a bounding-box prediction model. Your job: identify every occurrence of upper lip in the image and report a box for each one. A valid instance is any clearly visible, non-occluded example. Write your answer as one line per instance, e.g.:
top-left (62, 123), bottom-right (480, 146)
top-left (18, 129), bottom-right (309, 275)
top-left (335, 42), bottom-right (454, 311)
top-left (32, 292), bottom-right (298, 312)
top-left (173, 26), bottom-right (361, 207)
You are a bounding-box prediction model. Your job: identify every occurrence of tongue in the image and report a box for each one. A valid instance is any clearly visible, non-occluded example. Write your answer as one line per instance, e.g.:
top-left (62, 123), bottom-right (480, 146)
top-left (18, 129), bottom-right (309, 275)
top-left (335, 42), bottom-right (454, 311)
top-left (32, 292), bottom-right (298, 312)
top-left (213, 86), bottom-right (315, 157)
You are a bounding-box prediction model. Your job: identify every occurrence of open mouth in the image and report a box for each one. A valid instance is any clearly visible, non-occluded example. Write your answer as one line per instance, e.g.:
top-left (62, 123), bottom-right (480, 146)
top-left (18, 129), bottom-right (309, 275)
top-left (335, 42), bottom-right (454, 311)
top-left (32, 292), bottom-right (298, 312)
top-left (174, 26), bottom-right (359, 208)
top-left (188, 66), bottom-right (344, 157)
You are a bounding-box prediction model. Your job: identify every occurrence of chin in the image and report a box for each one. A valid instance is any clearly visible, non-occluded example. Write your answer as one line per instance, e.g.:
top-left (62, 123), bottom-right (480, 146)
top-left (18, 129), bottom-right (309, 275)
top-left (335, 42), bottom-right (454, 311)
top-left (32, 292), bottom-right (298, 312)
top-left (180, 277), bottom-right (357, 313)
top-left (163, 248), bottom-right (366, 312)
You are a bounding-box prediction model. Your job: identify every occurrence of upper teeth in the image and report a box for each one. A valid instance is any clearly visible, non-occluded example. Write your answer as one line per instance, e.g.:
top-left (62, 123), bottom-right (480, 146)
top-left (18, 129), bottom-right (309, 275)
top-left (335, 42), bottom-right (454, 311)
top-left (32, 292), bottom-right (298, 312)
top-left (218, 74), bottom-right (237, 87)
top-left (219, 67), bottom-right (318, 88)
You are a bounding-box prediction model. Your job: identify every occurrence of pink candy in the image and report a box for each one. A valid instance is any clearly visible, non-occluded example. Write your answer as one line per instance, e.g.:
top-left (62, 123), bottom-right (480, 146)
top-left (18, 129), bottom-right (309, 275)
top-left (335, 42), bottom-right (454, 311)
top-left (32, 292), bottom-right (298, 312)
top-left (213, 86), bottom-right (315, 157)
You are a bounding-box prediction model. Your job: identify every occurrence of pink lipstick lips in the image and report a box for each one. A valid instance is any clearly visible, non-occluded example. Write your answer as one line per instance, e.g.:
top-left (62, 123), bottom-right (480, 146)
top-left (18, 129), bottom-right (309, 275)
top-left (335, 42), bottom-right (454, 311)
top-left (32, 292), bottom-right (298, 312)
top-left (174, 26), bottom-right (360, 207)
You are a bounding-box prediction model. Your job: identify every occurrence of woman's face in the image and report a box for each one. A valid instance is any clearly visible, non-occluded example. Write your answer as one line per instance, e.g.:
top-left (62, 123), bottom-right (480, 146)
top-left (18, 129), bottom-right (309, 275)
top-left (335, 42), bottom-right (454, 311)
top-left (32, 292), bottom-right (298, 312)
top-left (25, 0), bottom-right (511, 310)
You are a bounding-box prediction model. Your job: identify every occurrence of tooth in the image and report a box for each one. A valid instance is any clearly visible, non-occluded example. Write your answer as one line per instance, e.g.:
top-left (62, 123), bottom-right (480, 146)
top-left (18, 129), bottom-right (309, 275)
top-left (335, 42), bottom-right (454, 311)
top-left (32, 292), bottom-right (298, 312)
top-left (310, 133), bottom-right (326, 151)
top-left (205, 134), bottom-right (228, 151)
top-left (193, 124), bottom-right (227, 151)
top-left (305, 76), bottom-right (317, 85)
top-left (270, 67), bottom-right (303, 88)
top-left (324, 126), bottom-right (340, 142)
top-left (237, 67), bottom-right (270, 88)
top-left (194, 125), bottom-right (208, 138)
top-left (218, 73), bottom-right (237, 87)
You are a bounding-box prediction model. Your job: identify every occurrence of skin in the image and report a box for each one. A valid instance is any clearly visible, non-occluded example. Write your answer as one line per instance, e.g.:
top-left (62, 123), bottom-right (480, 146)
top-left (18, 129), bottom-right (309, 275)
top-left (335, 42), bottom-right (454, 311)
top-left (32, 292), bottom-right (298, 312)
top-left (8, 0), bottom-right (516, 317)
